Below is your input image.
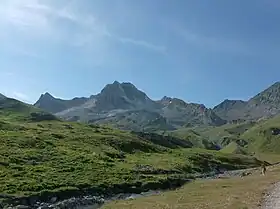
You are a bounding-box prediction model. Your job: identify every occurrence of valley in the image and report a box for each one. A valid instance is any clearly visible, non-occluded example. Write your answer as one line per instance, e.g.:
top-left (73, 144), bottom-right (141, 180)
top-left (2, 81), bottom-right (280, 208)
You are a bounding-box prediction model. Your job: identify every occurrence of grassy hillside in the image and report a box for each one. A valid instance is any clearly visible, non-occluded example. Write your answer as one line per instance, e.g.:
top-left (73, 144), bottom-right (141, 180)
top-left (0, 121), bottom-right (262, 200)
top-left (0, 98), bottom-right (264, 205)
top-left (220, 142), bottom-right (247, 155)
top-left (241, 115), bottom-right (280, 154)
top-left (198, 122), bottom-right (256, 145)
top-left (172, 122), bottom-right (256, 149)
top-left (187, 115), bottom-right (280, 157)
top-left (171, 129), bottom-right (218, 150)
top-left (0, 97), bottom-right (57, 122)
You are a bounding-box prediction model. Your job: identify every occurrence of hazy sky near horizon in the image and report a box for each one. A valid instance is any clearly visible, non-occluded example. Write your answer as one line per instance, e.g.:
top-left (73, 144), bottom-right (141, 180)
top-left (1, 0), bottom-right (280, 107)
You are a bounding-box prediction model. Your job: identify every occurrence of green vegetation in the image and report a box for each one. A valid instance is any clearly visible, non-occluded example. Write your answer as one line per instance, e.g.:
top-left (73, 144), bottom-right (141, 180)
top-left (0, 98), bottom-right (263, 204)
top-left (171, 129), bottom-right (217, 149)
top-left (241, 115), bottom-right (280, 154)
top-left (220, 142), bottom-right (247, 155)
top-left (173, 119), bottom-right (280, 160)
top-left (198, 122), bottom-right (255, 145)
top-left (0, 97), bottom-right (57, 122)
top-left (0, 120), bottom-right (261, 199)
top-left (102, 165), bottom-right (280, 209)
top-left (171, 122), bottom-right (257, 154)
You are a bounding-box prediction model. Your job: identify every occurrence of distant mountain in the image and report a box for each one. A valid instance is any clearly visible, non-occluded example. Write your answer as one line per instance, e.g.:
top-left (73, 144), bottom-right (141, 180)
top-left (246, 82), bottom-right (280, 118)
top-left (92, 81), bottom-right (156, 111)
top-left (213, 82), bottom-right (280, 122)
top-left (34, 92), bottom-right (88, 113)
top-left (33, 81), bottom-right (280, 131)
top-left (34, 81), bottom-right (226, 131)
top-left (0, 96), bottom-right (57, 122)
top-left (213, 99), bottom-right (247, 121)
top-left (159, 97), bottom-right (226, 127)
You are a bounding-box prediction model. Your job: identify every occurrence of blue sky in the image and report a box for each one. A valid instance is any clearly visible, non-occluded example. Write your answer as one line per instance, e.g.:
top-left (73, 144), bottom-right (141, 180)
top-left (0, 0), bottom-right (280, 107)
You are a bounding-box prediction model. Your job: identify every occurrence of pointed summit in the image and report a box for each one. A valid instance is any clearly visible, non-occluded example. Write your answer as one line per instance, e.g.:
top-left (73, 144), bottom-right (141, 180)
top-left (100, 81), bottom-right (124, 95)
top-left (34, 92), bottom-right (88, 114)
top-left (38, 92), bottom-right (55, 100)
top-left (43, 92), bottom-right (54, 98)
top-left (96, 81), bottom-right (154, 111)
top-left (34, 92), bottom-right (63, 113)
top-left (113, 80), bottom-right (120, 85)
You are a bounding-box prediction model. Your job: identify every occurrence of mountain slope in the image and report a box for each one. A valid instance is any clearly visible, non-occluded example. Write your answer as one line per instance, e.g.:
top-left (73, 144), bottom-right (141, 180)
top-left (213, 99), bottom-right (247, 121)
top-left (0, 103), bottom-right (263, 207)
top-left (241, 115), bottom-right (280, 154)
top-left (213, 82), bottom-right (280, 122)
top-left (160, 97), bottom-right (226, 127)
top-left (35, 81), bottom-right (226, 131)
top-left (220, 142), bottom-right (248, 155)
top-left (245, 82), bottom-right (280, 119)
top-left (0, 96), bottom-right (57, 122)
top-left (34, 92), bottom-right (88, 114)
top-left (91, 109), bottom-right (176, 132)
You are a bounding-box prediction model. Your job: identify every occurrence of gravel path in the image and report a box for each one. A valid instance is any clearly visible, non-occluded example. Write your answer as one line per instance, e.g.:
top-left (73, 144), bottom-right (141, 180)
top-left (261, 182), bottom-right (280, 209)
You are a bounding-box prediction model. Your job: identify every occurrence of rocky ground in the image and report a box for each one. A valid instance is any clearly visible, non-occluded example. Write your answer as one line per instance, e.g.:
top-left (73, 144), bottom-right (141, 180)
top-left (261, 182), bottom-right (280, 209)
top-left (1, 166), bottom-right (267, 209)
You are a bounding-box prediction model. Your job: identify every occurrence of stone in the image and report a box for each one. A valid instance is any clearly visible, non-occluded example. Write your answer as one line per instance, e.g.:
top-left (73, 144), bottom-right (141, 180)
top-left (50, 197), bottom-right (57, 203)
top-left (15, 205), bottom-right (30, 209)
top-left (271, 128), bottom-right (280, 135)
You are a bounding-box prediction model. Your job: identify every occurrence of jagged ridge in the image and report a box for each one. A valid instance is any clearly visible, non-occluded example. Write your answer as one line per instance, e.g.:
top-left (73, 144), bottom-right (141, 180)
top-left (34, 81), bottom-right (225, 131)
top-left (33, 81), bottom-right (280, 131)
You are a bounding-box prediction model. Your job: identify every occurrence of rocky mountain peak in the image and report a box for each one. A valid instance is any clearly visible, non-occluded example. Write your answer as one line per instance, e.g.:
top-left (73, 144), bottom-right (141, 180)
top-left (96, 81), bottom-right (153, 111)
top-left (100, 81), bottom-right (139, 95)
top-left (39, 92), bottom-right (55, 100)
top-left (121, 82), bottom-right (136, 88)
top-left (161, 96), bottom-right (172, 101)
top-left (100, 81), bottom-right (124, 96)
top-left (34, 92), bottom-right (88, 114)
top-left (212, 99), bottom-right (248, 121)
top-left (213, 82), bottom-right (280, 121)
top-left (34, 92), bottom-right (56, 107)
top-left (158, 97), bottom-right (189, 108)
top-left (213, 99), bottom-right (247, 111)
top-left (159, 96), bottom-right (173, 105)
top-left (113, 80), bottom-right (120, 85)
top-left (34, 92), bottom-right (62, 113)
top-left (249, 82), bottom-right (280, 106)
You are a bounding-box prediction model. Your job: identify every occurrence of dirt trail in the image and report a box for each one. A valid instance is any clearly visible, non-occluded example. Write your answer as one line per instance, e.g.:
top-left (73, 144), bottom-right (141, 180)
top-left (261, 182), bottom-right (280, 209)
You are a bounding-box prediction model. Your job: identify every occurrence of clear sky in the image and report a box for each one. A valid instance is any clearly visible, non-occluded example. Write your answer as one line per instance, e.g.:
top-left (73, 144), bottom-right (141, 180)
top-left (0, 0), bottom-right (280, 107)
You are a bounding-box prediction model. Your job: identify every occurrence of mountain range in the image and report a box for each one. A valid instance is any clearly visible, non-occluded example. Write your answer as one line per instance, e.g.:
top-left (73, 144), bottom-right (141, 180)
top-left (31, 81), bottom-right (280, 131)
top-left (213, 82), bottom-right (280, 122)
